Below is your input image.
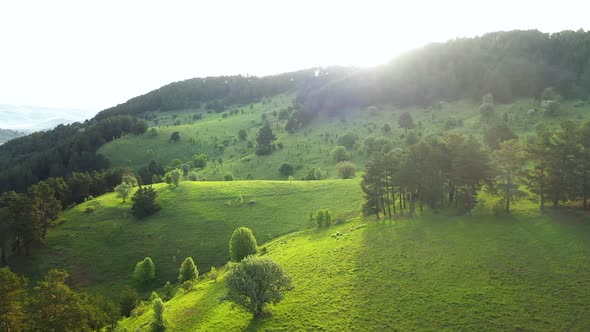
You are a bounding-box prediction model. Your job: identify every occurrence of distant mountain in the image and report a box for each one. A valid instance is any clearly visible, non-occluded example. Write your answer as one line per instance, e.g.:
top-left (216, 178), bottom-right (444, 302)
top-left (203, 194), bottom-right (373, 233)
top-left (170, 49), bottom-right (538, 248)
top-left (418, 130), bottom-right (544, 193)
top-left (0, 128), bottom-right (27, 144)
top-left (0, 104), bottom-right (95, 130)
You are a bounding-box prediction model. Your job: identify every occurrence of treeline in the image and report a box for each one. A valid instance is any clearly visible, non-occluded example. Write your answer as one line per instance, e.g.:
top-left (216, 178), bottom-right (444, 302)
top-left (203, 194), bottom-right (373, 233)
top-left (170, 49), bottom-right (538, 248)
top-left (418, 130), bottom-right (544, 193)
top-left (95, 67), bottom-right (353, 120)
top-left (301, 30), bottom-right (590, 114)
top-left (0, 267), bottom-right (120, 331)
top-left (361, 119), bottom-right (590, 217)
top-left (0, 116), bottom-right (147, 193)
top-left (0, 167), bottom-right (136, 263)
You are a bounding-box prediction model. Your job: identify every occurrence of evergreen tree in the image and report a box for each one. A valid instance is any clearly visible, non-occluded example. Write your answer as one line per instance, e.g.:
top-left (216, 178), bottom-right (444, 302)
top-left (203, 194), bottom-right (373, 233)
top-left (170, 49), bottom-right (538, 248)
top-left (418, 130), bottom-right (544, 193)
top-left (229, 227), bottom-right (258, 262)
top-left (133, 257), bottom-right (156, 286)
top-left (494, 139), bottom-right (527, 213)
top-left (525, 130), bottom-right (552, 211)
top-left (178, 257), bottom-right (199, 282)
top-left (398, 112), bottom-right (414, 134)
top-left (131, 186), bottom-right (160, 219)
top-left (151, 295), bottom-right (166, 331)
top-left (255, 122), bottom-right (276, 155)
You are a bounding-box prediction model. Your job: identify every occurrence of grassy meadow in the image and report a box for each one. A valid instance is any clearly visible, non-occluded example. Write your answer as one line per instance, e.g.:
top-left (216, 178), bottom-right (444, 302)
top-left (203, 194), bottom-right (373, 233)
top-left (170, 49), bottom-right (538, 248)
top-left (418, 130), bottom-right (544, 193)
top-left (98, 96), bottom-right (590, 182)
top-left (15, 179), bottom-right (362, 295)
top-left (118, 204), bottom-right (590, 331)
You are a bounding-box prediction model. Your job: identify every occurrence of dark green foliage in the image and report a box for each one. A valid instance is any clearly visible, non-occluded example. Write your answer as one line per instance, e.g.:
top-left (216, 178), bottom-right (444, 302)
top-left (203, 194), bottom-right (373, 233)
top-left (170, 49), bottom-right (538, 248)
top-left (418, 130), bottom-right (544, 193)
top-left (337, 131), bottom-right (357, 149)
top-left (493, 139), bottom-right (527, 212)
top-left (133, 257), bottom-right (156, 286)
top-left (362, 134), bottom-right (494, 217)
top-left (225, 256), bottom-right (292, 317)
top-left (131, 186), bottom-right (160, 219)
top-left (224, 173), bottom-right (234, 181)
top-left (255, 122), bottom-right (276, 155)
top-left (331, 146), bottom-right (350, 162)
top-left (0, 267), bottom-right (27, 331)
top-left (398, 112), bottom-right (414, 133)
top-left (120, 287), bottom-right (140, 317)
top-left (405, 131), bottom-right (418, 146)
top-left (29, 182), bottom-right (62, 238)
top-left (304, 168), bottom-right (324, 180)
top-left (160, 281), bottom-right (176, 301)
top-left (178, 257), bottom-right (199, 282)
top-left (300, 30), bottom-right (590, 114)
top-left (67, 172), bottom-right (93, 203)
top-left (0, 115), bottom-right (145, 193)
top-left (278, 163), bottom-right (295, 177)
top-left (28, 270), bottom-right (102, 331)
top-left (285, 109), bottom-right (314, 133)
top-left (484, 123), bottom-right (517, 150)
top-left (229, 227), bottom-right (258, 262)
top-left (238, 129), bottom-right (248, 141)
top-left (170, 131), bottom-right (181, 142)
top-left (192, 154), bottom-right (208, 169)
top-left (315, 209), bottom-right (332, 227)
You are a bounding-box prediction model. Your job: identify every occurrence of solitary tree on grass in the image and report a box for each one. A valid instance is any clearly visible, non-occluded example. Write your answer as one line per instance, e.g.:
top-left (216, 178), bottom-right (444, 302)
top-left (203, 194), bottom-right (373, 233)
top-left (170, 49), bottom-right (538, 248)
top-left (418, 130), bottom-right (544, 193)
top-left (133, 257), bottom-right (156, 286)
top-left (225, 256), bottom-right (292, 318)
top-left (115, 182), bottom-right (132, 203)
top-left (178, 257), bottom-right (199, 282)
top-left (131, 186), bottom-right (160, 219)
top-left (229, 227), bottom-right (258, 262)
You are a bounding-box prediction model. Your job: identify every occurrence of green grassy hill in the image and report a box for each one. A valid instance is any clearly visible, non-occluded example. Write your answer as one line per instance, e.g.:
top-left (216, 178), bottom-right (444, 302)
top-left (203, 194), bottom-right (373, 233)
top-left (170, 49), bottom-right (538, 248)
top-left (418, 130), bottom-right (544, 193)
top-left (117, 205), bottom-right (590, 331)
top-left (16, 179), bottom-right (362, 295)
top-left (98, 95), bottom-right (590, 181)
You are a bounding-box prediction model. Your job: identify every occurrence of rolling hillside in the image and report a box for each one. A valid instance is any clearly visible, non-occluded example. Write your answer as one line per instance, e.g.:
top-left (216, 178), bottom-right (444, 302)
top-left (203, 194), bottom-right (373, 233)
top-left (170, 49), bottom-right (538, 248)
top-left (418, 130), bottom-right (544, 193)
top-left (117, 205), bottom-right (590, 331)
top-left (15, 179), bottom-right (362, 295)
top-left (99, 95), bottom-right (590, 181)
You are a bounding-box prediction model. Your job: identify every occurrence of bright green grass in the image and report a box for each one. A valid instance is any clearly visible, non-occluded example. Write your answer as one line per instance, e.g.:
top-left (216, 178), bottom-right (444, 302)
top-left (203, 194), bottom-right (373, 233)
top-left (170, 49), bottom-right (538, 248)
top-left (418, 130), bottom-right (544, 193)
top-left (99, 97), bottom-right (590, 182)
top-left (118, 207), bottom-right (590, 331)
top-left (16, 179), bottom-right (362, 295)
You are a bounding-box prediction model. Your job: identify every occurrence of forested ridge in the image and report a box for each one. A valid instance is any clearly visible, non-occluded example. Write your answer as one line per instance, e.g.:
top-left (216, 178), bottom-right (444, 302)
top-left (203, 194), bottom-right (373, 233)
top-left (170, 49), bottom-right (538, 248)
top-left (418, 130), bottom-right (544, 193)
top-left (300, 29), bottom-right (590, 113)
top-left (2, 29), bottom-right (590, 194)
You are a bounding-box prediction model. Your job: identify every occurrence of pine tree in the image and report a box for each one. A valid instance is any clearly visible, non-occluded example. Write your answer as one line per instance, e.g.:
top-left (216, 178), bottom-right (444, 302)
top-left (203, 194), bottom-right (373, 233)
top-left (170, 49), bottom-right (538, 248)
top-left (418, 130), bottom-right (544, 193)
top-left (255, 122), bottom-right (276, 155)
top-left (178, 257), bottom-right (199, 282)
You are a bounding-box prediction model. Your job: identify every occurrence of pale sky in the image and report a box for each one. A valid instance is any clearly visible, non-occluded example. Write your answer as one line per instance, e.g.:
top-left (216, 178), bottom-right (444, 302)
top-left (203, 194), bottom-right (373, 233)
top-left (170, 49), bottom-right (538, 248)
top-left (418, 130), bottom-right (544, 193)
top-left (0, 0), bottom-right (588, 112)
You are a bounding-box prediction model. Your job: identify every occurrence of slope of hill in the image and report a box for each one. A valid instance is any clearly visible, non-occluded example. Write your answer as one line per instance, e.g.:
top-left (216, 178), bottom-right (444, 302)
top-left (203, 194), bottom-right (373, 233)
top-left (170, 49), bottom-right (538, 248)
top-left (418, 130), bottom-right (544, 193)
top-left (15, 179), bottom-right (362, 295)
top-left (3, 30), bottom-right (590, 193)
top-left (99, 95), bottom-right (590, 181)
top-left (117, 206), bottom-right (590, 331)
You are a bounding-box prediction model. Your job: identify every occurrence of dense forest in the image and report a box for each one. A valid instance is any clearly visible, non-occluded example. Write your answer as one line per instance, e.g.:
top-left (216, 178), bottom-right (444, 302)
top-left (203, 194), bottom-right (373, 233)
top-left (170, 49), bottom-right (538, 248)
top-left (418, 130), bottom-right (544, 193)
top-left (299, 30), bottom-right (590, 113)
top-left (361, 119), bottom-right (590, 218)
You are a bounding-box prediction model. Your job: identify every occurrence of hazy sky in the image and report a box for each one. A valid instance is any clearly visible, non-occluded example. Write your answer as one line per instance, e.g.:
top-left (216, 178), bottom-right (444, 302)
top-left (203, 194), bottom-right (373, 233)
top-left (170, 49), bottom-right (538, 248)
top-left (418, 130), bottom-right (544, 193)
top-left (1, 0), bottom-right (588, 112)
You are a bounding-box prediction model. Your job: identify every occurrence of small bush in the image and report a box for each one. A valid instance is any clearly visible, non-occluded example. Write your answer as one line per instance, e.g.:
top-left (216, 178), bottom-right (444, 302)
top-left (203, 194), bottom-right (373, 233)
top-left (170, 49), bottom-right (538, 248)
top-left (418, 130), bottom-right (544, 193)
top-left (159, 281), bottom-right (175, 301)
top-left (336, 161), bottom-right (356, 179)
top-left (331, 146), bottom-right (350, 162)
top-left (224, 173), bottom-right (234, 181)
top-left (181, 280), bottom-right (193, 292)
top-left (278, 163), bottom-right (295, 177)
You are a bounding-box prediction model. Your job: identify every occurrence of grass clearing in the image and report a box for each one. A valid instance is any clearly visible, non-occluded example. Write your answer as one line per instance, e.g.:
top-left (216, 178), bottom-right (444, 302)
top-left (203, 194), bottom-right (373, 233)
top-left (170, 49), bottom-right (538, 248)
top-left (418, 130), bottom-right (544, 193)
top-left (15, 179), bottom-right (362, 295)
top-left (118, 207), bottom-right (590, 331)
